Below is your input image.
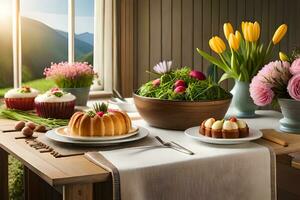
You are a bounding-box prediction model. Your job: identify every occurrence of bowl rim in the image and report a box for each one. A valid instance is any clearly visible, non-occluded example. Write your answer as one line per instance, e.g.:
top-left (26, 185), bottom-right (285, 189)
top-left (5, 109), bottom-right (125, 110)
top-left (133, 91), bottom-right (232, 103)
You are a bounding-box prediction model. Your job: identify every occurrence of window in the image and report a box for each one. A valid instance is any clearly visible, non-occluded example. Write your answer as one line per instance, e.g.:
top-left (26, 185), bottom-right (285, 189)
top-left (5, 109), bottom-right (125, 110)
top-left (20, 0), bottom-right (68, 91)
top-left (75, 0), bottom-right (94, 65)
top-left (0, 0), bottom-right (13, 96)
top-left (0, 0), bottom-right (116, 97)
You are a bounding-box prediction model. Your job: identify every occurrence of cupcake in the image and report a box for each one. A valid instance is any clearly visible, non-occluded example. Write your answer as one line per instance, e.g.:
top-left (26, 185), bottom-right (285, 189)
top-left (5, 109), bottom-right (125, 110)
top-left (211, 120), bottom-right (223, 138)
top-left (237, 119), bottom-right (249, 138)
top-left (34, 88), bottom-right (76, 119)
top-left (222, 120), bottom-right (239, 138)
top-left (4, 86), bottom-right (39, 110)
top-left (200, 118), bottom-right (215, 137)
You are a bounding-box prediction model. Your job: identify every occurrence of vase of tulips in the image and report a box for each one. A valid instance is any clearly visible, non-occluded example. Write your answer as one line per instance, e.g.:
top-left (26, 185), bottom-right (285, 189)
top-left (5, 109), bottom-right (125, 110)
top-left (197, 21), bottom-right (288, 117)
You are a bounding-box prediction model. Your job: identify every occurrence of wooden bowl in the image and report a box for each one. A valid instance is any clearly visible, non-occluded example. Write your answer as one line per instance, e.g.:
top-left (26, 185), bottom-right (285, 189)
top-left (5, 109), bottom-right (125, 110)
top-left (133, 93), bottom-right (232, 130)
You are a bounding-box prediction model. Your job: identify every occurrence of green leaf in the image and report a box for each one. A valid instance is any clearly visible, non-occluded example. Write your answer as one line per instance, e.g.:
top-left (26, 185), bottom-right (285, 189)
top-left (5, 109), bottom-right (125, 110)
top-left (196, 48), bottom-right (230, 72)
top-left (218, 73), bottom-right (232, 83)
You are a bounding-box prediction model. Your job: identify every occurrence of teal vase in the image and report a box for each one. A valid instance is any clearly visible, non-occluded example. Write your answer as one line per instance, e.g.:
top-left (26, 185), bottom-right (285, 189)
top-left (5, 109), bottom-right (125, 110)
top-left (278, 98), bottom-right (300, 133)
top-left (228, 81), bottom-right (257, 118)
top-left (62, 87), bottom-right (90, 106)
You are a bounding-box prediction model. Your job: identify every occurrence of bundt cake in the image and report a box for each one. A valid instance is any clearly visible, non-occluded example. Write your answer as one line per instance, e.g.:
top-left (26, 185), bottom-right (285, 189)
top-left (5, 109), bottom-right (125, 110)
top-left (200, 117), bottom-right (249, 138)
top-left (68, 103), bottom-right (134, 137)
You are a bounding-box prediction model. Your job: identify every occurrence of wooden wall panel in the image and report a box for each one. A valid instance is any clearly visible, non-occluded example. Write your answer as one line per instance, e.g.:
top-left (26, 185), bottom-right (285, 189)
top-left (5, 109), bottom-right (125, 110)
top-left (149, 0), bottom-right (162, 80)
top-left (137, 0), bottom-right (150, 86)
top-left (193, 0), bottom-right (202, 71)
top-left (172, 0), bottom-right (182, 68)
top-left (182, 0), bottom-right (194, 67)
top-left (122, 0), bottom-right (298, 96)
top-left (162, 0), bottom-right (172, 60)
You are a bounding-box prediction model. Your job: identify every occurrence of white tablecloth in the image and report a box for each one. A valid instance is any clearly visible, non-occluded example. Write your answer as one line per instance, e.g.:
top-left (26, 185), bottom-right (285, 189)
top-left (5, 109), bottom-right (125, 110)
top-left (86, 112), bottom-right (277, 200)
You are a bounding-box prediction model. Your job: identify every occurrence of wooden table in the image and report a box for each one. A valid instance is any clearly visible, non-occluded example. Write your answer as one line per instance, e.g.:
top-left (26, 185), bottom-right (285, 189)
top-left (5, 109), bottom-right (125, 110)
top-left (0, 118), bottom-right (111, 200)
top-left (2, 112), bottom-right (300, 200)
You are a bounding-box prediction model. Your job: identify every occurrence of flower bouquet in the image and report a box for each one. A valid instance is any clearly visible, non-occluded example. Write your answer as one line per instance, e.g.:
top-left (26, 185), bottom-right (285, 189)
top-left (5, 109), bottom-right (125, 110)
top-left (250, 55), bottom-right (300, 133)
top-left (44, 62), bottom-right (96, 106)
top-left (197, 21), bottom-right (288, 117)
top-left (133, 61), bottom-right (232, 130)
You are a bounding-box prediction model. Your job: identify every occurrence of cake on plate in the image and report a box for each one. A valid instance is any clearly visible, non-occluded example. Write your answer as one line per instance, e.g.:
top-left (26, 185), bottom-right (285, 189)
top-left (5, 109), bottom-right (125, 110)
top-left (200, 117), bottom-right (249, 138)
top-left (4, 86), bottom-right (39, 110)
top-left (35, 88), bottom-right (76, 119)
top-left (68, 102), bottom-right (134, 137)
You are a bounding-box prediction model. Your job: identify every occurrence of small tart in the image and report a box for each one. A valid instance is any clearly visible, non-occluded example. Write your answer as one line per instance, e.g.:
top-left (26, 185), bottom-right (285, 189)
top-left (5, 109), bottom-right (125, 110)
top-left (237, 120), bottom-right (249, 138)
top-left (222, 120), bottom-right (239, 138)
top-left (199, 118), bottom-right (215, 137)
top-left (211, 120), bottom-right (223, 138)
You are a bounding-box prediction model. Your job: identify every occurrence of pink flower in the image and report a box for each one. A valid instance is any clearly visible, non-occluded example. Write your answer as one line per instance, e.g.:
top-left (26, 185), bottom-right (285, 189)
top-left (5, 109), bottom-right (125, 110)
top-left (174, 80), bottom-right (186, 88)
top-left (250, 77), bottom-right (274, 106)
top-left (287, 74), bottom-right (300, 100)
top-left (290, 58), bottom-right (300, 75)
top-left (258, 61), bottom-right (290, 81)
top-left (174, 86), bottom-right (186, 94)
top-left (189, 70), bottom-right (206, 80)
top-left (253, 61), bottom-right (291, 91)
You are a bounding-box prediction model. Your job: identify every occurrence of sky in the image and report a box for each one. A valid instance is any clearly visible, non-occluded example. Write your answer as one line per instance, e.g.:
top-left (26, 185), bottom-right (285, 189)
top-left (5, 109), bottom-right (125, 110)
top-left (0, 0), bottom-right (94, 34)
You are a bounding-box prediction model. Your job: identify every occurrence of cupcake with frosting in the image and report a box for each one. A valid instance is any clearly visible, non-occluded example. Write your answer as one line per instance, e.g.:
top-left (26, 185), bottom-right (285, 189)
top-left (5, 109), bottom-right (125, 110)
top-left (4, 86), bottom-right (39, 110)
top-left (35, 88), bottom-right (76, 119)
top-left (237, 119), bottom-right (249, 138)
top-left (211, 120), bottom-right (223, 138)
top-left (200, 118), bottom-right (215, 137)
top-left (222, 120), bottom-right (239, 138)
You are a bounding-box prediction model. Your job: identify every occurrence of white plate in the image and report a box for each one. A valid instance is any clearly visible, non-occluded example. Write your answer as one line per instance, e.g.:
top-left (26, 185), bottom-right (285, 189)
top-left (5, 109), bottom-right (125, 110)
top-left (185, 126), bottom-right (262, 145)
top-left (46, 126), bottom-right (149, 146)
top-left (55, 126), bottom-right (139, 141)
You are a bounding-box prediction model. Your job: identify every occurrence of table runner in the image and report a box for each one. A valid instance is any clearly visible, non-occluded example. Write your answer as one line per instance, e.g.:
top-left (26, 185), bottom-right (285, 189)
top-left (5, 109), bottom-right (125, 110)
top-left (86, 120), bottom-right (276, 200)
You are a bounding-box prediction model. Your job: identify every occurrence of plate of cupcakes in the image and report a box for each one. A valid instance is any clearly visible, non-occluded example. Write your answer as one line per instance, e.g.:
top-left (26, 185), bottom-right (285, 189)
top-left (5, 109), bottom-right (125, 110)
top-left (185, 117), bottom-right (262, 144)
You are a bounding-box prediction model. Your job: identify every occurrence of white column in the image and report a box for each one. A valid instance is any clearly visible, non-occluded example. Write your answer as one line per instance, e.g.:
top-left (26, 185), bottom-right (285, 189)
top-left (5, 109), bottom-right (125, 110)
top-left (91, 0), bottom-right (105, 91)
top-left (68, 0), bottom-right (75, 63)
top-left (103, 0), bottom-right (113, 92)
top-left (12, 0), bottom-right (22, 88)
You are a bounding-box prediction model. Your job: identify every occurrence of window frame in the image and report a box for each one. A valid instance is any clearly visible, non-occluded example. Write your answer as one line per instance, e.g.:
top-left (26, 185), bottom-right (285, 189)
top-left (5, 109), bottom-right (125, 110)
top-left (11, 0), bottom-right (114, 95)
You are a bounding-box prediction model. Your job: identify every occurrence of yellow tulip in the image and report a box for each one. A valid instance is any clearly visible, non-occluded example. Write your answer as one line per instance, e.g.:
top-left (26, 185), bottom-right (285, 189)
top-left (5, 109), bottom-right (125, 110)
top-left (223, 22), bottom-right (234, 40)
top-left (242, 21), bottom-right (260, 42)
top-left (241, 21), bottom-right (249, 39)
top-left (235, 31), bottom-right (242, 43)
top-left (209, 36), bottom-right (226, 54)
top-left (272, 24), bottom-right (288, 44)
top-left (246, 23), bottom-right (255, 42)
top-left (279, 52), bottom-right (289, 62)
top-left (241, 21), bottom-right (247, 36)
top-left (228, 33), bottom-right (240, 51)
top-left (253, 21), bottom-right (260, 41)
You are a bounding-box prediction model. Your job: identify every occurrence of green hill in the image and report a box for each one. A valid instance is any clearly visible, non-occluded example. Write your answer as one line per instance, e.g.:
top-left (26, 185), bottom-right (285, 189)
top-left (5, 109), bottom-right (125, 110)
top-left (0, 17), bottom-right (93, 88)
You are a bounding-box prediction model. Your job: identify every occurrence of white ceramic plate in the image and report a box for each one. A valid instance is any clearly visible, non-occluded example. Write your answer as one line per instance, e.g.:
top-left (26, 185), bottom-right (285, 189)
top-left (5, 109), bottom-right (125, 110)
top-left (45, 126), bottom-right (149, 146)
top-left (185, 126), bottom-right (263, 145)
top-left (55, 126), bottom-right (139, 141)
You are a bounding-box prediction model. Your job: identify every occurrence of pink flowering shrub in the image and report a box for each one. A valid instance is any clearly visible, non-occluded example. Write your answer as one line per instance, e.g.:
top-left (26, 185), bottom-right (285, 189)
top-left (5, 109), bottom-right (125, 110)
top-left (44, 62), bottom-right (96, 88)
top-left (250, 61), bottom-right (293, 106)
